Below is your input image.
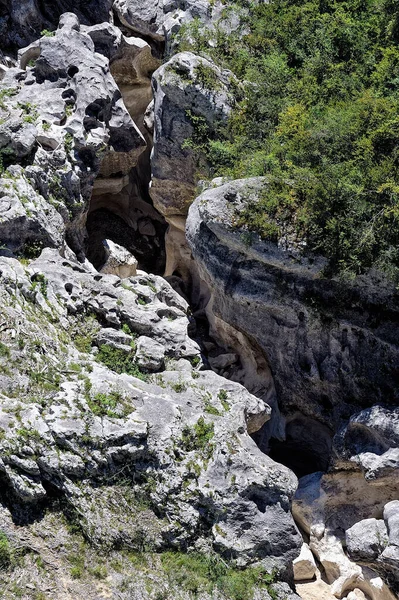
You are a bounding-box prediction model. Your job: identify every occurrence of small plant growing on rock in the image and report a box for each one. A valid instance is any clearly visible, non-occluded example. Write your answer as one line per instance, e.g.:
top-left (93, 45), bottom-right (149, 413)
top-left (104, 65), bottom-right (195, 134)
top-left (194, 63), bottom-right (221, 90)
top-left (181, 417), bottom-right (214, 459)
top-left (41, 29), bottom-right (55, 37)
top-left (0, 531), bottom-right (11, 569)
top-left (96, 344), bottom-right (147, 381)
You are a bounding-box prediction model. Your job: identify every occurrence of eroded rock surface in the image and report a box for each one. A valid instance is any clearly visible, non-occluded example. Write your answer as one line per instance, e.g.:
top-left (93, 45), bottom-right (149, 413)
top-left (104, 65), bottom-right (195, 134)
top-left (0, 13), bottom-right (145, 258)
top-left (0, 248), bottom-right (301, 581)
top-left (186, 178), bottom-right (399, 433)
top-left (293, 406), bottom-right (399, 598)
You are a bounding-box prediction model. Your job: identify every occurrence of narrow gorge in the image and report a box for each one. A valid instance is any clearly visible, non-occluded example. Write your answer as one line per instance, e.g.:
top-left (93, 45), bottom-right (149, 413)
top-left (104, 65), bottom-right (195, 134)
top-left (0, 2), bottom-right (398, 600)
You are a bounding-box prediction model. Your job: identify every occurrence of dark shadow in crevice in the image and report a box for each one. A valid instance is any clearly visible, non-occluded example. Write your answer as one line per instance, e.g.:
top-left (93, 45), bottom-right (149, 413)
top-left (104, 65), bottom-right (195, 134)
top-left (268, 412), bottom-right (334, 478)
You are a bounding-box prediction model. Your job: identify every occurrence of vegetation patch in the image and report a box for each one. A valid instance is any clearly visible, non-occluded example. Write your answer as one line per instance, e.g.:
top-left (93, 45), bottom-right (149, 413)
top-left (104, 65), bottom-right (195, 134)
top-left (161, 551), bottom-right (276, 600)
top-left (177, 0), bottom-right (399, 280)
top-left (181, 417), bottom-right (215, 459)
top-left (96, 344), bottom-right (147, 381)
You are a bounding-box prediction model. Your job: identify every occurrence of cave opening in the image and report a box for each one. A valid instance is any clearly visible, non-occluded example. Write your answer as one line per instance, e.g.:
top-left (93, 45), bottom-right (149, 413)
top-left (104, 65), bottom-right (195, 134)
top-left (268, 412), bottom-right (334, 478)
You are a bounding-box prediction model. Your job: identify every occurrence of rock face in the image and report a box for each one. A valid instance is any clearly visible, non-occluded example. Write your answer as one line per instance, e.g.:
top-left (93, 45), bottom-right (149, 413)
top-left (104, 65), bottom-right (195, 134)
top-left (150, 52), bottom-right (234, 219)
top-left (293, 543), bottom-right (317, 582)
top-left (186, 178), bottom-right (399, 434)
top-left (0, 13), bottom-right (145, 258)
top-left (0, 248), bottom-right (301, 580)
top-left (113, 0), bottom-right (226, 45)
top-left (100, 238), bottom-right (138, 278)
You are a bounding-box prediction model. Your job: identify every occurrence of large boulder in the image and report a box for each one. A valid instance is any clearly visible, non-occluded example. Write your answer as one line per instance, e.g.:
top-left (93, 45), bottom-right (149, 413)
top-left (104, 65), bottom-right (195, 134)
top-left (0, 248), bottom-right (302, 578)
top-left (113, 0), bottom-right (227, 46)
top-left (292, 405), bottom-right (399, 598)
top-left (150, 52), bottom-right (234, 219)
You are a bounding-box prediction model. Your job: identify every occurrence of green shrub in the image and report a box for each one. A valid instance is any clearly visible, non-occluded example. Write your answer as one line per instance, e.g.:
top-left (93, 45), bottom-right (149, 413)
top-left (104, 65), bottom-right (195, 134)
top-left (0, 342), bottom-right (10, 358)
top-left (181, 417), bottom-right (215, 459)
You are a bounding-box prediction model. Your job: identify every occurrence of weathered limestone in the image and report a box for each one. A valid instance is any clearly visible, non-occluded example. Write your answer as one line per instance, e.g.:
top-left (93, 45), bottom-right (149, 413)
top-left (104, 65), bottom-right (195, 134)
top-left (293, 406), bottom-right (399, 598)
top-left (186, 178), bottom-right (399, 433)
top-left (150, 52), bottom-right (234, 218)
top-left (0, 0), bottom-right (113, 52)
top-left (0, 13), bottom-right (144, 258)
top-left (0, 248), bottom-right (302, 578)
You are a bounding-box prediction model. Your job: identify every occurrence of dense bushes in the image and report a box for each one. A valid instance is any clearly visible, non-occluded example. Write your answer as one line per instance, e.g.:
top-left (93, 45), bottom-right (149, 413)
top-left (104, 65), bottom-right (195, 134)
top-left (177, 0), bottom-right (399, 279)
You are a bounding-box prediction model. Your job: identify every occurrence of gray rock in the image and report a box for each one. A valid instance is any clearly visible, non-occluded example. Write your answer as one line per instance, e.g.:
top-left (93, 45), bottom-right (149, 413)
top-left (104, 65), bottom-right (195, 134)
top-left (208, 353), bottom-right (238, 371)
top-left (186, 178), bottom-right (399, 435)
top-left (0, 13), bottom-right (145, 258)
top-left (0, 0), bottom-right (113, 52)
top-left (269, 582), bottom-right (302, 600)
top-left (0, 250), bottom-right (301, 576)
top-left (293, 543), bottom-right (317, 581)
top-left (150, 52), bottom-right (234, 218)
top-left (384, 500), bottom-right (399, 547)
top-left (345, 519), bottom-right (388, 561)
top-left (135, 336), bottom-right (165, 372)
top-left (113, 0), bottom-right (226, 45)
top-left (95, 327), bottom-right (133, 352)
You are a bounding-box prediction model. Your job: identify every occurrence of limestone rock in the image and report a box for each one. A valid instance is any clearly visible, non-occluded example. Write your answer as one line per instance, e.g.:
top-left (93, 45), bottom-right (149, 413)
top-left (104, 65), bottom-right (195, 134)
top-left (135, 335), bottom-right (165, 372)
top-left (113, 0), bottom-right (227, 46)
top-left (292, 406), bottom-right (399, 598)
top-left (0, 0), bottom-right (114, 53)
top-left (0, 249), bottom-right (301, 577)
top-left (293, 543), bottom-right (317, 581)
top-left (0, 13), bottom-right (145, 258)
top-left (186, 178), bottom-right (399, 437)
top-left (100, 239), bottom-right (138, 278)
top-left (208, 353), bottom-right (238, 371)
top-left (150, 52), bottom-right (234, 218)
top-left (346, 519), bottom-right (388, 561)
top-left (384, 500), bottom-right (399, 547)
top-left (95, 327), bottom-right (132, 351)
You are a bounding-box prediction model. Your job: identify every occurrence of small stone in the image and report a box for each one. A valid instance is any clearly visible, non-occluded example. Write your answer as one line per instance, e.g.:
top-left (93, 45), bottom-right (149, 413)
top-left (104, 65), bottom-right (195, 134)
top-left (293, 543), bottom-right (317, 581)
top-left (100, 239), bottom-right (138, 279)
top-left (208, 353), bottom-right (238, 371)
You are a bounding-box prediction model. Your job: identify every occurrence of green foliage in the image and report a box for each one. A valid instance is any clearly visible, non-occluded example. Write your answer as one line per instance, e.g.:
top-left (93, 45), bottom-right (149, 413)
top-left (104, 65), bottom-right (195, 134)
top-left (203, 392), bottom-right (221, 415)
top-left (74, 335), bottom-right (92, 353)
top-left (177, 0), bottom-right (399, 279)
top-left (170, 380), bottom-right (188, 393)
top-left (96, 344), bottom-right (147, 381)
top-left (87, 390), bottom-right (133, 418)
top-left (161, 551), bottom-right (276, 599)
top-left (41, 29), bottom-right (55, 37)
top-left (17, 101), bottom-right (39, 124)
top-left (64, 133), bottom-right (74, 154)
top-left (0, 532), bottom-right (11, 569)
top-left (0, 342), bottom-right (10, 358)
top-left (0, 87), bottom-right (17, 110)
top-left (181, 417), bottom-right (214, 459)
top-left (20, 240), bottom-right (44, 260)
top-left (30, 273), bottom-right (48, 297)
top-left (194, 62), bottom-right (221, 90)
